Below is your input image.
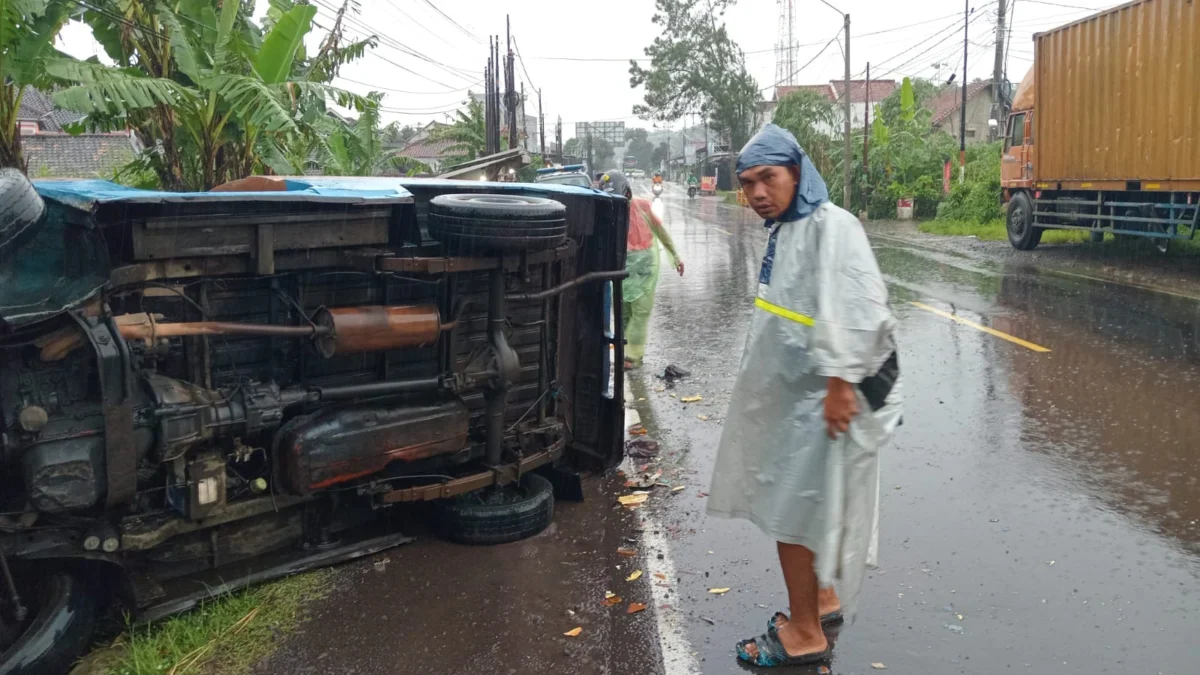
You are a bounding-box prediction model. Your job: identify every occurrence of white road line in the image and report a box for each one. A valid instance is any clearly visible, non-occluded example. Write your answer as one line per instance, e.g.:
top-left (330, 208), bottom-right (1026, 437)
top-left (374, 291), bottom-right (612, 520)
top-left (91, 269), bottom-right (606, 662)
top-left (636, 507), bottom-right (701, 675)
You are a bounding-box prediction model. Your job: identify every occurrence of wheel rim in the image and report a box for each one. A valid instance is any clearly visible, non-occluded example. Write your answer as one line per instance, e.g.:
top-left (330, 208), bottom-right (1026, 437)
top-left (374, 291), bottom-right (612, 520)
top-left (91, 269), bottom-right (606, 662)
top-left (1010, 205), bottom-right (1026, 237)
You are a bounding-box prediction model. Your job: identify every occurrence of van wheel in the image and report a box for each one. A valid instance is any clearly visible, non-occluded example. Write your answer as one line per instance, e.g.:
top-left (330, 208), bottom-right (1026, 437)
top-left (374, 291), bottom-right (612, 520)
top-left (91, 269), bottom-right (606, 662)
top-left (438, 473), bottom-right (555, 545)
top-left (428, 194), bottom-right (568, 254)
top-left (0, 569), bottom-right (97, 675)
top-left (1007, 192), bottom-right (1042, 250)
top-left (0, 168), bottom-right (47, 260)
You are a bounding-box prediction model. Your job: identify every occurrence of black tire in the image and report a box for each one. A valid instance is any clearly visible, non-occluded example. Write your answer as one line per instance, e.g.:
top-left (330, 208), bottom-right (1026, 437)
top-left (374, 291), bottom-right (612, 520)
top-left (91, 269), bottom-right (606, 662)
top-left (428, 194), bottom-right (567, 253)
top-left (0, 168), bottom-right (47, 260)
top-left (438, 473), bottom-right (555, 545)
top-left (1006, 192), bottom-right (1042, 251)
top-left (0, 570), bottom-right (97, 675)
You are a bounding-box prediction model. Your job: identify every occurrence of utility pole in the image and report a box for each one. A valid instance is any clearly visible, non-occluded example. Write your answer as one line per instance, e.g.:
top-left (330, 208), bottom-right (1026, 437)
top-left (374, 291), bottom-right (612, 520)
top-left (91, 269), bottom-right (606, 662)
top-left (505, 17), bottom-right (517, 150)
top-left (538, 89), bottom-right (545, 157)
top-left (991, 0), bottom-right (1009, 140)
top-left (842, 12), bottom-right (851, 210)
top-left (485, 38), bottom-right (493, 155)
top-left (555, 116), bottom-right (562, 163)
top-left (960, 0), bottom-right (969, 182)
top-left (863, 62), bottom-right (870, 172)
top-left (520, 81), bottom-right (527, 150)
top-left (586, 128), bottom-right (594, 175)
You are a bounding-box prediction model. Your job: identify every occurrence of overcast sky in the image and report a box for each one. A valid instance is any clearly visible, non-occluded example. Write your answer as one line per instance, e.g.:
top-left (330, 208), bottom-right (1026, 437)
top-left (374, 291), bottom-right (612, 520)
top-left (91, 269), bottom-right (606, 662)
top-left (57, 0), bottom-right (1123, 139)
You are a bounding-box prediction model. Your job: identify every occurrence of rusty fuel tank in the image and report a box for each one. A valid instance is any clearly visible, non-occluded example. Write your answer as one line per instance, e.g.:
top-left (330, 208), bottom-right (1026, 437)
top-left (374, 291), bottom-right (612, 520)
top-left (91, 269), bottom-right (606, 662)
top-left (312, 305), bottom-right (442, 357)
top-left (276, 398), bottom-right (470, 495)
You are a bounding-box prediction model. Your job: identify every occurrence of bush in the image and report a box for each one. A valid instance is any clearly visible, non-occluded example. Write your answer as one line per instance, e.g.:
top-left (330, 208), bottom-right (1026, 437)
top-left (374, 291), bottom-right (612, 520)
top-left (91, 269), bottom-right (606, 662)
top-left (935, 141), bottom-right (1003, 223)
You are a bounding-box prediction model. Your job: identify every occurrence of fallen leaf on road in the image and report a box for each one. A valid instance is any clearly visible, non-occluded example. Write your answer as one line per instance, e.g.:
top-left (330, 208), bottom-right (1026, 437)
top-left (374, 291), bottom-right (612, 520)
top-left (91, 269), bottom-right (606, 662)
top-left (708, 587), bottom-right (731, 595)
top-left (956, 614), bottom-right (964, 621)
top-left (618, 494), bottom-right (649, 507)
top-left (627, 570), bottom-right (643, 582)
top-left (617, 547), bottom-right (638, 557)
top-left (628, 424), bottom-right (648, 436)
top-left (564, 627), bottom-right (582, 637)
top-left (654, 573), bottom-right (668, 580)
top-left (627, 602), bottom-right (647, 614)
top-left (681, 396), bottom-right (703, 403)
top-left (602, 595), bottom-right (622, 607)
top-left (697, 492), bottom-right (708, 497)
top-left (654, 386), bottom-right (666, 393)
top-left (700, 616), bottom-right (716, 625)
top-left (671, 485), bottom-right (686, 493)
top-left (871, 663), bottom-right (887, 670)
top-left (697, 414), bottom-right (709, 421)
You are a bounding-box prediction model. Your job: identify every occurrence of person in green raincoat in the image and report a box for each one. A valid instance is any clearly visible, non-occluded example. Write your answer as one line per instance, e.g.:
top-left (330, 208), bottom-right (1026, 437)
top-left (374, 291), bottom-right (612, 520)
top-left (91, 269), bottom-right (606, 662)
top-left (601, 171), bottom-right (684, 369)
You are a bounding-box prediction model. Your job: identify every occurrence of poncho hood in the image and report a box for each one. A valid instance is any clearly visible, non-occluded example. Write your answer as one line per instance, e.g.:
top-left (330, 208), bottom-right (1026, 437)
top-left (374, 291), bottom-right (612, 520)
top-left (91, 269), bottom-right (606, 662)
top-left (736, 124), bottom-right (829, 225)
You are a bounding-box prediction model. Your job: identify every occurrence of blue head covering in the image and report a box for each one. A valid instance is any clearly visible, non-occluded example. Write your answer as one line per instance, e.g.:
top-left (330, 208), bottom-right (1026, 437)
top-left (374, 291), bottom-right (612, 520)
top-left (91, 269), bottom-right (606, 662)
top-left (736, 124), bottom-right (828, 225)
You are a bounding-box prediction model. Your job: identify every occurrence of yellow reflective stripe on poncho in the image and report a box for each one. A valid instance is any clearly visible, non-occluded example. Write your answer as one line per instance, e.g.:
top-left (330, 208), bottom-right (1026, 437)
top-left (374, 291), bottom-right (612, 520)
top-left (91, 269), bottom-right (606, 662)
top-left (754, 297), bottom-right (814, 326)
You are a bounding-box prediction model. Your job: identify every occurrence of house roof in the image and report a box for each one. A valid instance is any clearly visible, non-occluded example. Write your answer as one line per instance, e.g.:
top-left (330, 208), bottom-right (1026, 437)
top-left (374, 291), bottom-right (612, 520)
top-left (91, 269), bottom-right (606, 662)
top-left (17, 86), bottom-right (85, 132)
top-left (24, 133), bottom-right (136, 178)
top-left (774, 84), bottom-right (836, 102)
top-left (830, 79), bottom-right (898, 103)
top-left (400, 136), bottom-right (459, 160)
top-left (928, 82), bottom-right (992, 125)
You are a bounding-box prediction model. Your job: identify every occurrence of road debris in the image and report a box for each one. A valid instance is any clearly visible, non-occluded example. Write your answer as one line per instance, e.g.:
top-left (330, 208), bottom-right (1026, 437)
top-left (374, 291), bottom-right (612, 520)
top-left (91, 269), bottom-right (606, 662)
top-left (618, 493), bottom-right (649, 507)
top-left (708, 587), bottom-right (731, 595)
top-left (697, 414), bottom-right (710, 421)
top-left (681, 395), bottom-right (703, 403)
top-left (628, 424), bottom-right (648, 436)
top-left (627, 602), bottom-right (647, 614)
top-left (564, 627), bottom-right (582, 637)
top-left (602, 593), bottom-right (622, 607)
top-left (944, 623), bottom-right (965, 634)
top-left (625, 437), bottom-right (660, 458)
top-left (617, 547), bottom-right (638, 557)
top-left (671, 485), bottom-right (686, 493)
top-left (653, 573), bottom-right (668, 580)
top-left (871, 663), bottom-right (887, 670)
top-left (627, 570), bottom-right (643, 582)
top-left (699, 616), bottom-right (716, 625)
top-left (661, 365), bottom-right (691, 382)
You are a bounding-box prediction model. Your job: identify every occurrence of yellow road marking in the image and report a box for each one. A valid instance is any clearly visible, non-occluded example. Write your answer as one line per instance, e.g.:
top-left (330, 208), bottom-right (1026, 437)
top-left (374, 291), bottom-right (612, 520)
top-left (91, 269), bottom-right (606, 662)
top-left (909, 301), bottom-right (1050, 353)
top-left (755, 297), bottom-right (814, 326)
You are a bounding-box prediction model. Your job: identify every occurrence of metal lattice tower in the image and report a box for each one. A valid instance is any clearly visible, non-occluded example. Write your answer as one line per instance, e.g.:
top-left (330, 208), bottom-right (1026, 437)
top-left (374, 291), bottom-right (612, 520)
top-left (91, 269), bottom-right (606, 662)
top-left (774, 0), bottom-right (797, 86)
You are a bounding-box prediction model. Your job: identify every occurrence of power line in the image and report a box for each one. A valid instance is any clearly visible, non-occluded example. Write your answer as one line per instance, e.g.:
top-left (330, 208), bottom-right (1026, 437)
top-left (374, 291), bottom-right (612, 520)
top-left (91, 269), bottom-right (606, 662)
top-left (511, 35), bottom-right (538, 92)
top-left (760, 30), bottom-right (842, 93)
top-left (380, 0), bottom-right (456, 49)
top-left (1021, 0), bottom-right (1107, 10)
top-left (419, 0), bottom-right (484, 44)
top-left (876, 9), bottom-right (993, 80)
top-left (336, 75), bottom-right (481, 95)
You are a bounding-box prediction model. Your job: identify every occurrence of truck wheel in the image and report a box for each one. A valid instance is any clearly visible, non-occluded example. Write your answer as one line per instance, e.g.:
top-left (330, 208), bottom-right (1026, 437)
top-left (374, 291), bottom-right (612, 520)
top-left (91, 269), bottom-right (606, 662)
top-left (1007, 192), bottom-right (1042, 250)
top-left (438, 473), bottom-right (555, 545)
top-left (428, 194), bottom-right (567, 254)
top-left (0, 569), bottom-right (97, 675)
top-left (0, 168), bottom-right (47, 260)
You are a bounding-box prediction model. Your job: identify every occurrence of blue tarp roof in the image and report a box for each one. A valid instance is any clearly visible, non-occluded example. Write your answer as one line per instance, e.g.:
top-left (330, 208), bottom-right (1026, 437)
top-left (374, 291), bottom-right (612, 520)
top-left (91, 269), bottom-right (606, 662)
top-left (31, 176), bottom-right (615, 215)
top-left (32, 178), bottom-right (417, 213)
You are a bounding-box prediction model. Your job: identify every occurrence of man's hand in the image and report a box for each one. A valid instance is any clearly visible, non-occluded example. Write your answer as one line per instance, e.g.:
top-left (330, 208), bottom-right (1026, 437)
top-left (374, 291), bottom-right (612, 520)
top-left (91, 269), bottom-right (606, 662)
top-left (824, 377), bottom-right (859, 439)
top-left (675, 260), bottom-right (685, 276)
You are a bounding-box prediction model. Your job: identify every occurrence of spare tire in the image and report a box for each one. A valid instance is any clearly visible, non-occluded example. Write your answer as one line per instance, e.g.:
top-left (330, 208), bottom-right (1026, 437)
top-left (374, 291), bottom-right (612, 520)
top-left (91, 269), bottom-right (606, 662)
top-left (438, 473), bottom-right (555, 545)
top-left (428, 194), bottom-right (567, 253)
top-left (0, 169), bottom-right (47, 260)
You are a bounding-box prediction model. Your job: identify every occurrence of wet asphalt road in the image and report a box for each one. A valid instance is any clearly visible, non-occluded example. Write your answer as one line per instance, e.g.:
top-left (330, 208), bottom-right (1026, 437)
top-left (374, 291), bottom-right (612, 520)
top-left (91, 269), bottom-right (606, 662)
top-left (261, 183), bottom-right (1199, 675)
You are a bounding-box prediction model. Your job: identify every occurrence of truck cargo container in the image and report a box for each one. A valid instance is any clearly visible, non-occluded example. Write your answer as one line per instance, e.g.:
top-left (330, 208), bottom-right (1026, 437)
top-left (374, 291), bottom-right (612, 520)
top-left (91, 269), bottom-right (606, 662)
top-left (1001, 0), bottom-right (1200, 251)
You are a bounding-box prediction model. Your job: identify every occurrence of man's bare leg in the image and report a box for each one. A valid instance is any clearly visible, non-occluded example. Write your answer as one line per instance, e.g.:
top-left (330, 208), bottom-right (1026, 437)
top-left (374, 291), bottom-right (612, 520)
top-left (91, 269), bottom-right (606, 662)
top-left (742, 542), bottom-right (829, 659)
top-left (818, 586), bottom-right (841, 618)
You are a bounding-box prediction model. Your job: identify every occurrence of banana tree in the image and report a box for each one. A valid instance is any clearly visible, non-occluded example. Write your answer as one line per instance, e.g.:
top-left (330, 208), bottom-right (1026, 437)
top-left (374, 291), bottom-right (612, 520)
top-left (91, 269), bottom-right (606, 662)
top-left (50, 0), bottom-right (367, 190)
top-left (0, 0), bottom-right (71, 172)
top-left (430, 98), bottom-right (485, 166)
top-left (314, 94), bottom-right (429, 176)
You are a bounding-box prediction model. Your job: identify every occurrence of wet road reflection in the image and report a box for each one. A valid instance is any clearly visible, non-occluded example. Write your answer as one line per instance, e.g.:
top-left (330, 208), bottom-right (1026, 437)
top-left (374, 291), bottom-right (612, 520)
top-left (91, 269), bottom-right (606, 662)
top-left (634, 184), bottom-right (1199, 675)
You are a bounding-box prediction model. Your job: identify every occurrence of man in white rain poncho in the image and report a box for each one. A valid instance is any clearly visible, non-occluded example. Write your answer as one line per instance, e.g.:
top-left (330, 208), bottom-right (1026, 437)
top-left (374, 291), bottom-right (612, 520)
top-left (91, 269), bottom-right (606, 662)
top-left (706, 125), bottom-right (902, 668)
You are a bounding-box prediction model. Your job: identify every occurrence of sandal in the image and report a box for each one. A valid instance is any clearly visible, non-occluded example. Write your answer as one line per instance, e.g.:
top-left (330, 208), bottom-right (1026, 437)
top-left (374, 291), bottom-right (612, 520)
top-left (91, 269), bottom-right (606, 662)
top-left (767, 610), bottom-right (844, 632)
top-left (735, 629), bottom-right (832, 668)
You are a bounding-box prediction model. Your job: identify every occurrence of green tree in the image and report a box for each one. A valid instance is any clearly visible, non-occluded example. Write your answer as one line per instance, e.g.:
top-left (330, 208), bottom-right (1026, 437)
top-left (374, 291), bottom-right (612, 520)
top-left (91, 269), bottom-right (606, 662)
top-left (50, 0), bottom-right (367, 190)
top-left (866, 77), bottom-right (956, 217)
top-left (0, 0), bottom-right (71, 171)
top-left (430, 98), bottom-right (485, 166)
top-left (625, 127), bottom-right (654, 170)
top-left (650, 141), bottom-right (669, 170)
top-left (562, 136), bottom-right (582, 157)
top-left (593, 137), bottom-right (615, 170)
top-left (629, 0), bottom-right (760, 152)
top-left (771, 89), bottom-right (838, 179)
top-left (309, 94), bottom-right (428, 176)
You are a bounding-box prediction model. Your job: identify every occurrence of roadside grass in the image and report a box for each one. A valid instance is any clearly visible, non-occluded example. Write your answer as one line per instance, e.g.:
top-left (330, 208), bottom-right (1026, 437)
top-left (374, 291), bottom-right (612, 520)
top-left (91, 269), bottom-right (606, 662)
top-left (717, 190), bottom-right (741, 205)
top-left (919, 219), bottom-right (1091, 244)
top-left (108, 570), bottom-right (331, 675)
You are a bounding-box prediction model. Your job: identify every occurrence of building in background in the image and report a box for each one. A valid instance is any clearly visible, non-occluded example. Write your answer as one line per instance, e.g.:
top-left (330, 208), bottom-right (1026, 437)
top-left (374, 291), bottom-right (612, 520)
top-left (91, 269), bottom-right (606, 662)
top-left (18, 87), bottom-right (139, 178)
top-left (397, 121), bottom-right (455, 173)
top-left (762, 79), bottom-right (897, 132)
top-left (927, 81), bottom-right (999, 145)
